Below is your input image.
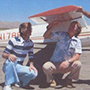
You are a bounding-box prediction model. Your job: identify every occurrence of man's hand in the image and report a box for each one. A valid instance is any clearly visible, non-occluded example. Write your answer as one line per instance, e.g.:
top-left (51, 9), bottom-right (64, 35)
top-left (8, 54), bottom-right (17, 62)
top-left (47, 20), bottom-right (60, 30)
top-left (59, 60), bottom-right (70, 70)
top-left (43, 20), bottom-right (60, 39)
top-left (76, 7), bottom-right (84, 13)
top-left (29, 63), bottom-right (37, 72)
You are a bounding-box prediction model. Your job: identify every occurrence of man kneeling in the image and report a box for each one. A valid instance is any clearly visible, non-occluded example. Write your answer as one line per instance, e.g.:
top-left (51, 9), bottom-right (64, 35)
top-left (2, 22), bottom-right (38, 90)
top-left (43, 21), bottom-right (82, 88)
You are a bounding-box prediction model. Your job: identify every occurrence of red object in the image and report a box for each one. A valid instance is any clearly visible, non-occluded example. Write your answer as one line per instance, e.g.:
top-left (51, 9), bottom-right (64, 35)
top-left (28, 5), bottom-right (81, 18)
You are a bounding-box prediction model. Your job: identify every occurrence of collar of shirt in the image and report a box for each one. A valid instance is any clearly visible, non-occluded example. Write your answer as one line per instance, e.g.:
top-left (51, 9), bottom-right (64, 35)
top-left (72, 36), bottom-right (77, 41)
top-left (18, 36), bottom-right (30, 43)
top-left (67, 34), bottom-right (76, 40)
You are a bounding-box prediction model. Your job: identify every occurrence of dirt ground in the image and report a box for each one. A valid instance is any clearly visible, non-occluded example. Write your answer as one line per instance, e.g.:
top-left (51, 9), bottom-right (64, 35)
top-left (0, 43), bottom-right (90, 90)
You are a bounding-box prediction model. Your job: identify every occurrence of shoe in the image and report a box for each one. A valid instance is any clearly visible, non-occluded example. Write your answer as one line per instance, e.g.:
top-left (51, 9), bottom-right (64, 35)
top-left (50, 79), bottom-right (56, 87)
top-left (22, 84), bottom-right (34, 89)
top-left (3, 85), bottom-right (12, 90)
top-left (14, 83), bottom-right (20, 88)
top-left (65, 76), bottom-right (75, 88)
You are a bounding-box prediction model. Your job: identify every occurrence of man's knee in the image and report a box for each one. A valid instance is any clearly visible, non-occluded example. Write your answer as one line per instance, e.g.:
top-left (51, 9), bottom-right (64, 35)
top-left (32, 73), bottom-right (37, 79)
top-left (72, 61), bottom-right (82, 69)
top-left (43, 61), bottom-right (53, 70)
top-left (43, 61), bottom-right (50, 70)
top-left (43, 61), bottom-right (56, 74)
top-left (28, 70), bottom-right (38, 79)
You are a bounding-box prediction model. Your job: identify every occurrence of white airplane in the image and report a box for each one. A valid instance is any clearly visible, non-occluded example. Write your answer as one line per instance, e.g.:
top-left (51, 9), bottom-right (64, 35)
top-left (0, 5), bottom-right (90, 47)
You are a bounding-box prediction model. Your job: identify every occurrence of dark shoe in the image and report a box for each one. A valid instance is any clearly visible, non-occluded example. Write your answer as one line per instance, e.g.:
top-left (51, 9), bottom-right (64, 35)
top-left (40, 79), bottom-right (56, 88)
top-left (65, 76), bottom-right (75, 88)
top-left (22, 84), bottom-right (34, 89)
top-left (53, 73), bottom-right (63, 85)
top-left (20, 82), bottom-right (34, 89)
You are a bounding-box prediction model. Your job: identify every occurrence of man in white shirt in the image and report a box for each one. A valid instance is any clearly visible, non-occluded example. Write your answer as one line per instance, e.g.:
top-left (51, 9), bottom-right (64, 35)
top-left (43, 21), bottom-right (82, 88)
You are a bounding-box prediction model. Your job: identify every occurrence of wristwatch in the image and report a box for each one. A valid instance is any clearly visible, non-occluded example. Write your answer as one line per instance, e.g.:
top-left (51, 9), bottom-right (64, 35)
top-left (68, 60), bottom-right (72, 64)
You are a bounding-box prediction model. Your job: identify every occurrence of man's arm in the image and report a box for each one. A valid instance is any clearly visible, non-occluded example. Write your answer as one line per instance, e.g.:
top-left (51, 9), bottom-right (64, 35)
top-left (2, 52), bottom-right (10, 59)
top-left (60, 53), bottom-right (80, 69)
top-left (26, 58), bottom-right (33, 66)
top-left (2, 38), bottom-right (17, 62)
top-left (27, 58), bottom-right (37, 72)
top-left (67, 53), bottom-right (80, 64)
top-left (77, 7), bottom-right (90, 18)
top-left (43, 21), bottom-right (60, 39)
top-left (27, 43), bottom-right (37, 72)
top-left (2, 52), bottom-right (17, 62)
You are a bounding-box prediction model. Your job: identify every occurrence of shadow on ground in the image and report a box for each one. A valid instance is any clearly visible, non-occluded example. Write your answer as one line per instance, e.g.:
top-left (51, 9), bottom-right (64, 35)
top-left (30, 43), bottom-right (63, 88)
top-left (73, 79), bottom-right (90, 85)
top-left (30, 43), bottom-right (57, 88)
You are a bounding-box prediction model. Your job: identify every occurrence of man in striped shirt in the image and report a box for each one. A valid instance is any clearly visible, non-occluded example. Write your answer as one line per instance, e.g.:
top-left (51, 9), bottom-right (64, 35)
top-left (2, 22), bottom-right (38, 90)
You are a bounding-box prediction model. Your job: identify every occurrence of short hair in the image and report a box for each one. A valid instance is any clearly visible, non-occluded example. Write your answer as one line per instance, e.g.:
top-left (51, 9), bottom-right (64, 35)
top-left (70, 21), bottom-right (82, 37)
top-left (19, 22), bottom-right (32, 36)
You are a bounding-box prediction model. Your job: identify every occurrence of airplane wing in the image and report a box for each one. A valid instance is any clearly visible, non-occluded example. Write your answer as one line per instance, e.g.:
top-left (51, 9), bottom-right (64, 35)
top-left (29, 5), bottom-right (88, 32)
top-left (0, 5), bottom-right (90, 46)
top-left (28, 5), bottom-right (83, 24)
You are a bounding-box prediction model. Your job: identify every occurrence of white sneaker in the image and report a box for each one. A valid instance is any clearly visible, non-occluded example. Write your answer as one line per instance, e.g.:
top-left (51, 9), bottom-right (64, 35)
top-left (3, 85), bottom-right (12, 90)
top-left (15, 83), bottom-right (20, 88)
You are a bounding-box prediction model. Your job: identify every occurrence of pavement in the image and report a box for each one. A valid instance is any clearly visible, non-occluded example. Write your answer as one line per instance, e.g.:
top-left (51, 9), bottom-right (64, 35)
top-left (0, 43), bottom-right (90, 90)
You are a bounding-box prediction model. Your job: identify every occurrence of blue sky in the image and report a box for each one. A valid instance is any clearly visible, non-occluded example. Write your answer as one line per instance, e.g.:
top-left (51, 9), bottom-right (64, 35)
top-left (0, 0), bottom-right (90, 25)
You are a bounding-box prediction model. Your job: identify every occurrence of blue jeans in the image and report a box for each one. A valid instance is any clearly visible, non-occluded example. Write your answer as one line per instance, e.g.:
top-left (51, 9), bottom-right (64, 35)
top-left (2, 60), bottom-right (38, 86)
